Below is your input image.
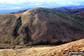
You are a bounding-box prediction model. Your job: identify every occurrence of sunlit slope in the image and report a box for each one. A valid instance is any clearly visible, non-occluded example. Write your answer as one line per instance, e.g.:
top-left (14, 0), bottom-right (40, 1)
top-left (0, 39), bottom-right (84, 56)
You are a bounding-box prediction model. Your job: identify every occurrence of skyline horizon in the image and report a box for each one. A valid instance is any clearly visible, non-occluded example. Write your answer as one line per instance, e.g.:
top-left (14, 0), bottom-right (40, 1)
top-left (0, 4), bottom-right (84, 14)
top-left (0, 0), bottom-right (84, 14)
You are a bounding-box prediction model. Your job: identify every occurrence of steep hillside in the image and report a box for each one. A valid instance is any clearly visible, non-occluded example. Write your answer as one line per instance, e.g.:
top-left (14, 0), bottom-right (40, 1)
top-left (0, 14), bottom-right (21, 44)
top-left (0, 8), bottom-right (84, 46)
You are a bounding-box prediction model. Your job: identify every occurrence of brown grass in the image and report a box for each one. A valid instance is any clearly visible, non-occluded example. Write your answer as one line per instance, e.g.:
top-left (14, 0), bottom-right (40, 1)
top-left (0, 39), bottom-right (84, 56)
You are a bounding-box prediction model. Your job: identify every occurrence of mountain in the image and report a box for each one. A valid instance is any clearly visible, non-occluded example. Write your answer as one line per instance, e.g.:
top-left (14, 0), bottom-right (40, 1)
top-left (10, 9), bottom-right (28, 14)
top-left (60, 5), bottom-right (84, 9)
top-left (53, 7), bottom-right (84, 14)
top-left (0, 8), bottom-right (84, 46)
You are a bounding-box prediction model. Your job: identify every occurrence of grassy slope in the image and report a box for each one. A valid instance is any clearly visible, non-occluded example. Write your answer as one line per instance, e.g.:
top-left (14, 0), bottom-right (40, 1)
top-left (0, 39), bottom-right (84, 56)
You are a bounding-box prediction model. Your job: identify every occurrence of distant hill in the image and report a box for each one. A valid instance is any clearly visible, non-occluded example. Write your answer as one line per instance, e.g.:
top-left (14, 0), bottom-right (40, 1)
top-left (10, 10), bottom-right (28, 14)
top-left (0, 8), bottom-right (84, 46)
top-left (59, 5), bottom-right (84, 9)
top-left (53, 7), bottom-right (84, 18)
top-left (53, 8), bottom-right (84, 14)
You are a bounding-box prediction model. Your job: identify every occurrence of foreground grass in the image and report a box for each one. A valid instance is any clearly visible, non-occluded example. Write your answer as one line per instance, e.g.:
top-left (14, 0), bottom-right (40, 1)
top-left (0, 39), bottom-right (84, 56)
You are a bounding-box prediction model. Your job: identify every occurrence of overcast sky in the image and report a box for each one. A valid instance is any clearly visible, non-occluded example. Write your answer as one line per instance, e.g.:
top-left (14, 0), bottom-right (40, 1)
top-left (0, 0), bottom-right (83, 4)
top-left (0, 0), bottom-right (84, 9)
top-left (0, 0), bottom-right (84, 13)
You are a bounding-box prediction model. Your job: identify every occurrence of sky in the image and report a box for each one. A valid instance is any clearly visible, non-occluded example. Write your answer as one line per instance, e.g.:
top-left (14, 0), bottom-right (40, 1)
top-left (0, 0), bottom-right (84, 14)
